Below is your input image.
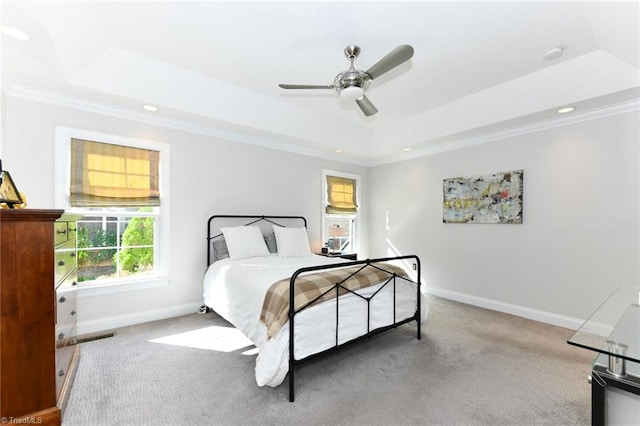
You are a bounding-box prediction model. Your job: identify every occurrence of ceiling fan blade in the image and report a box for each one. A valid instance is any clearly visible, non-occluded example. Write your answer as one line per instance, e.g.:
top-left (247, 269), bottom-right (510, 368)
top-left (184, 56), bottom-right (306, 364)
top-left (279, 84), bottom-right (333, 90)
top-left (356, 95), bottom-right (378, 117)
top-left (365, 45), bottom-right (414, 80)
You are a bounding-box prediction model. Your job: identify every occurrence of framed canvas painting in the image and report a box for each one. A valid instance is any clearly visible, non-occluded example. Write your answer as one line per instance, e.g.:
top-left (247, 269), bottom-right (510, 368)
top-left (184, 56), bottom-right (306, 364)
top-left (443, 169), bottom-right (523, 224)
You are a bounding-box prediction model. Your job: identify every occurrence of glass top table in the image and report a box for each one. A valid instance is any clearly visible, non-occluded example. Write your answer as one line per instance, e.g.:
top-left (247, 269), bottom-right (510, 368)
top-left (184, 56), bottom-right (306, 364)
top-left (568, 285), bottom-right (640, 376)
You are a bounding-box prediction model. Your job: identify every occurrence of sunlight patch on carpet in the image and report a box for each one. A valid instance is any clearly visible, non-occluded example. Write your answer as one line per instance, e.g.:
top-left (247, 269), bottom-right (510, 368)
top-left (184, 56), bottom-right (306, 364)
top-left (149, 325), bottom-right (256, 353)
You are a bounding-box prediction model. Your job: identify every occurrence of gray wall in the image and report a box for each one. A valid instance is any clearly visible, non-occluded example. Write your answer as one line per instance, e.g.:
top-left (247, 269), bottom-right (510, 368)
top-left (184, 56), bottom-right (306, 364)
top-left (368, 110), bottom-right (639, 324)
top-left (3, 93), bottom-right (639, 331)
top-left (2, 96), bottom-right (368, 332)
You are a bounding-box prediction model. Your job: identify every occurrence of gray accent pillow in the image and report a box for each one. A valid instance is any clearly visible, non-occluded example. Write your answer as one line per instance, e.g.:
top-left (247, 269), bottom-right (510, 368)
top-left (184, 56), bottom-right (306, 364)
top-left (264, 232), bottom-right (278, 253)
top-left (212, 238), bottom-right (230, 262)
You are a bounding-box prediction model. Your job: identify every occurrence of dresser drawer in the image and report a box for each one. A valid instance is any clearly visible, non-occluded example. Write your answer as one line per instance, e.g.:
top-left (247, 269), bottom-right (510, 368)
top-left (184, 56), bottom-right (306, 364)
top-left (67, 221), bottom-right (78, 242)
top-left (56, 321), bottom-right (74, 349)
top-left (55, 326), bottom-right (77, 397)
top-left (54, 221), bottom-right (71, 245)
top-left (56, 284), bottom-right (77, 329)
top-left (55, 240), bottom-right (77, 285)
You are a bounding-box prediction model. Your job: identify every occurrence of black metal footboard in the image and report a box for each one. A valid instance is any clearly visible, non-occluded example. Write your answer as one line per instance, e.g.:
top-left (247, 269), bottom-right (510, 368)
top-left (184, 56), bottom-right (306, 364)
top-left (287, 255), bottom-right (422, 402)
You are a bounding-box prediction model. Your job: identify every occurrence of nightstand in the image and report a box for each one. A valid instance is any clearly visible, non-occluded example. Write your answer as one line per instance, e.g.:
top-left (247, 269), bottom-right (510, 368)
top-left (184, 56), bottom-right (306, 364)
top-left (317, 252), bottom-right (357, 260)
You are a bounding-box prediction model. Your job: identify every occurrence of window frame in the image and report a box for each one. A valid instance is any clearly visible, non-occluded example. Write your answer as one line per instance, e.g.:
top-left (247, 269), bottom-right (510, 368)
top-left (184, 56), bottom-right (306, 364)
top-left (321, 169), bottom-right (360, 255)
top-left (55, 126), bottom-right (170, 296)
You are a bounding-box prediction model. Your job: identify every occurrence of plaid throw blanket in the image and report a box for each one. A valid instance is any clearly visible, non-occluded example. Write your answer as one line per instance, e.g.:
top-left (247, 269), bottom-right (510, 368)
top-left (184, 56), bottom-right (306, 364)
top-left (260, 263), bottom-right (410, 339)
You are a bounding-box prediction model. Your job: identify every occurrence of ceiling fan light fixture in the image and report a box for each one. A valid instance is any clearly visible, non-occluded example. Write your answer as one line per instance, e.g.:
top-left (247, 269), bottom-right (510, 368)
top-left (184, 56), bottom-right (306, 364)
top-left (334, 68), bottom-right (372, 98)
top-left (340, 85), bottom-right (364, 100)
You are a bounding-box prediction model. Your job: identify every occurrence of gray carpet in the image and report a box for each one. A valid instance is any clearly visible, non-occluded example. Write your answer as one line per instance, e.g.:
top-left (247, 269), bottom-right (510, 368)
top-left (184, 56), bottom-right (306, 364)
top-left (62, 296), bottom-right (593, 426)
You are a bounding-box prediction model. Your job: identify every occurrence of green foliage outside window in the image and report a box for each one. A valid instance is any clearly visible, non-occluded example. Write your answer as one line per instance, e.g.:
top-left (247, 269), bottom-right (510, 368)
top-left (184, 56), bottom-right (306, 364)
top-left (76, 208), bottom-right (155, 282)
top-left (117, 215), bottom-right (154, 272)
top-left (77, 227), bottom-right (117, 267)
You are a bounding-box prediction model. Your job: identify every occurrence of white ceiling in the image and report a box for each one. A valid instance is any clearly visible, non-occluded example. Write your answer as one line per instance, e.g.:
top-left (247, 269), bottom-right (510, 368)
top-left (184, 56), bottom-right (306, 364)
top-left (2, 1), bottom-right (639, 165)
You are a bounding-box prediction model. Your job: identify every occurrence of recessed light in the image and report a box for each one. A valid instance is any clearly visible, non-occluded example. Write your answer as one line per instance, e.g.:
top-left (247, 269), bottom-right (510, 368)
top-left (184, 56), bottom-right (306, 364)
top-left (557, 106), bottom-right (575, 114)
top-left (403, 147), bottom-right (412, 152)
top-left (544, 47), bottom-right (564, 61)
top-left (142, 105), bottom-right (158, 112)
top-left (334, 149), bottom-right (343, 153)
top-left (1, 26), bottom-right (29, 41)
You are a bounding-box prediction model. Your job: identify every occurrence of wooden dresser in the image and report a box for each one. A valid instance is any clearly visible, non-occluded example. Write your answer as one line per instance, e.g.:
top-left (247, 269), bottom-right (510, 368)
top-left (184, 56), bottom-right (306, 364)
top-left (0, 209), bottom-right (80, 425)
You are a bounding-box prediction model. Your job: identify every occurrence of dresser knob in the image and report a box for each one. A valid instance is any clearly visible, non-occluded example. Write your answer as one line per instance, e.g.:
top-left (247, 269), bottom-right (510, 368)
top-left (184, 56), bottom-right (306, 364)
top-left (56, 229), bottom-right (67, 235)
top-left (58, 333), bottom-right (65, 340)
top-left (59, 369), bottom-right (65, 377)
top-left (59, 296), bottom-right (66, 303)
top-left (72, 281), bottom-right (78, 286)
top-left (58, 260), bottom-right (65, 267)
top-left (70, 252), bottom-right (76, 258)
top-left (71, 310), bottom-right (76, 316)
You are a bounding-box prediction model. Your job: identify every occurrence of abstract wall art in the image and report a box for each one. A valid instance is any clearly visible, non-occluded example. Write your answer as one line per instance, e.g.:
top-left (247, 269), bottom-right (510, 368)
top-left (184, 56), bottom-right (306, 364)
top-left (443, 169), bottom-right (523, 224)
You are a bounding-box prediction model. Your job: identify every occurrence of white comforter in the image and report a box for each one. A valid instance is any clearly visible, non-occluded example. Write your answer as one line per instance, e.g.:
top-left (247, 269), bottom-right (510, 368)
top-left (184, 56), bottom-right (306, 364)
top-left (203, 254), bottom-right (428, 387)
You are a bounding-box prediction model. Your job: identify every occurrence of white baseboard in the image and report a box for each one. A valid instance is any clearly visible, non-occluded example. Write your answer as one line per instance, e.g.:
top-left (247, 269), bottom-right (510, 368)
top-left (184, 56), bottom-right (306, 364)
top-left (76, 302), bottom-right (203, 336)
top-left (424, 286), bottom-right (584, 330)
top-left (76, 289), bottom-right (585, 336)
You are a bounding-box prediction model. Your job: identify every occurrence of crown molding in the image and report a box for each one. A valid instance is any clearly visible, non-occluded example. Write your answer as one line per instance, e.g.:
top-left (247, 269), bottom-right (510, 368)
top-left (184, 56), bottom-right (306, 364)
top-left (6, 84), bottom-right (638, 169)
top-left (370, 98), bottom-right (640, 167)
top-left (5, 85), bottom-right (369, 167)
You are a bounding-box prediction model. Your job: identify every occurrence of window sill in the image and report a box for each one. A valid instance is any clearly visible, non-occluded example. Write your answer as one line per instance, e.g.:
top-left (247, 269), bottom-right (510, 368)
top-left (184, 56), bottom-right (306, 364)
top-left (76, 276), bottom-right (170, 298)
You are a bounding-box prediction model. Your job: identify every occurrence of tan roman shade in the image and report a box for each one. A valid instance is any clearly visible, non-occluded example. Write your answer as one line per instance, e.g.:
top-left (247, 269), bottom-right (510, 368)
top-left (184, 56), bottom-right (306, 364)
top-left (70, 138), bottom-right (160, 207)
top-left (326, 175), bottom-right (358, 214)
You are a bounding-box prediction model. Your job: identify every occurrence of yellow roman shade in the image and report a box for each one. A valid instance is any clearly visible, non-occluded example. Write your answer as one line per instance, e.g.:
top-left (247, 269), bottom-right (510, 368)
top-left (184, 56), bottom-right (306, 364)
top-left (326, 175), bottom-right (358, 214)
top-left (70, 138), bottom-right (160, 207)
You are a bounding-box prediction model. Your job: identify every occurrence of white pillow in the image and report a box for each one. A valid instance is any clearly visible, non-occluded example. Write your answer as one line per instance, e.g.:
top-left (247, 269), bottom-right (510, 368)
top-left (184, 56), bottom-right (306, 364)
top-left (220, 226), bottom-right (270, 260)
top-left (273, 225), bottom-right (311, 257)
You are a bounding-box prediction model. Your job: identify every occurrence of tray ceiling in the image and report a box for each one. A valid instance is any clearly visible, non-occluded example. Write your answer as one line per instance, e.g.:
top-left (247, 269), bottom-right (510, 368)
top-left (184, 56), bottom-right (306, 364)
top-left (2, 1), bottom-right (639, 165)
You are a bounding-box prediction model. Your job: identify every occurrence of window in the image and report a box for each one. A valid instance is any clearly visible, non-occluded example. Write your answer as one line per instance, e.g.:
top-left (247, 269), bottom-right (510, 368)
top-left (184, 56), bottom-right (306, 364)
top-left (55, 127), bottom-right (170, 292)
top-left (322, 170), bottom-right (359, 255)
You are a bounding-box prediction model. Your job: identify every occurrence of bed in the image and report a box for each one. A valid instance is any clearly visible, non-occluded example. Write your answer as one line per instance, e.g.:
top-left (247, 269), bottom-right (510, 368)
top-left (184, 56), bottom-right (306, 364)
top-left (203, 215), bottom-right (428, 401)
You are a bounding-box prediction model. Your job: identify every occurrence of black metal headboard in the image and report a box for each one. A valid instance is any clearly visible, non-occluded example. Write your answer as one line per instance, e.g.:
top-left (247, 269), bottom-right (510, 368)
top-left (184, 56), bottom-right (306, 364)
top-left (207, 215), bottom-right (307, 267)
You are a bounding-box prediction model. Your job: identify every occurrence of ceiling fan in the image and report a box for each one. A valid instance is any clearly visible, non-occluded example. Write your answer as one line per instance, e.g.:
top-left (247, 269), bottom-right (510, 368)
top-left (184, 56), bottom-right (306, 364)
top-left (278, 44), bottom-right (414, 117)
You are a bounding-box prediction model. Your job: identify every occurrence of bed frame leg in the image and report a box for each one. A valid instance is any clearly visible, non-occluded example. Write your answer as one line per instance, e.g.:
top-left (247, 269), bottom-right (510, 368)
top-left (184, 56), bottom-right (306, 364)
top-left (289, 372), bottom-right (294, 402)
top-left (416, 256), bottom-right (422, 340)
top-left (289, 314), bottom-right (295, 402)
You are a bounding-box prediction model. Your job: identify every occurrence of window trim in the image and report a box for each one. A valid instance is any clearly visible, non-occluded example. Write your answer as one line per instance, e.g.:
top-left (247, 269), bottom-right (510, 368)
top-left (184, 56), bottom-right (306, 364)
top-left (321, 169), bottom-right (360, 254)
top-left (55, 126), bottom-right (170, 296)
